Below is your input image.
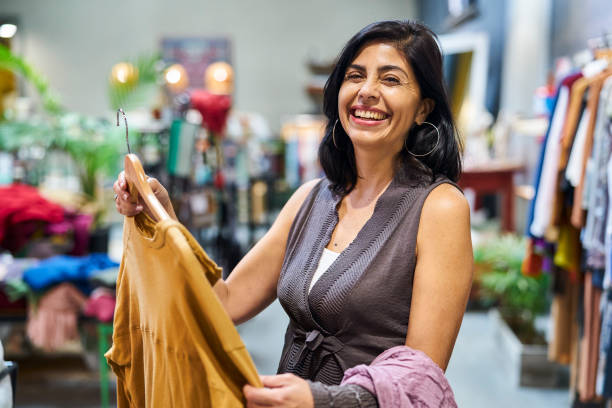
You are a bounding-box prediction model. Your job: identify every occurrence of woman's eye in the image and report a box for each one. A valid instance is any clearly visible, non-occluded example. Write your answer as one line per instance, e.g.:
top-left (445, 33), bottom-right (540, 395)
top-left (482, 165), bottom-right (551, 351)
top-left (382, 77), bottom-right (401, 85)
top-left (345, 73), bottom-right (364, 81)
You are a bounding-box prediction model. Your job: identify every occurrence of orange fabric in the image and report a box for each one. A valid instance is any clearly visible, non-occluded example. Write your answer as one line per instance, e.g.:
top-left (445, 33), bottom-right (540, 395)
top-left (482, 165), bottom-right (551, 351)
top-left (571, 73), bottom-right (612, 228)
top-left (558, 77), bottom-right (589, 170)
top-left (578, 272), bottom-right (602, 402)
top-left (105, 213), bottom-right (261, 407)
top-left (521, 240), bottom-right (543, 277)
top-left (548, 272), bottom-right (580, 365)
top-left (546, 78), bottom-right (588, 237)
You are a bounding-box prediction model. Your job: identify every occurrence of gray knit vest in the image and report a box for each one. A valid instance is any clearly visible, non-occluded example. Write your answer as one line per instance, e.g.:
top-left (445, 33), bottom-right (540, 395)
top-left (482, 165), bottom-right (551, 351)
top-left (276, 173), bottom-right (458, 385)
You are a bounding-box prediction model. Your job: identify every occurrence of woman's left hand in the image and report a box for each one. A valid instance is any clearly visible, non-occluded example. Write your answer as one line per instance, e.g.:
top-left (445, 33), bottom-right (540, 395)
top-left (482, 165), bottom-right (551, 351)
top-left (243, 373), bottom-right (314, 408)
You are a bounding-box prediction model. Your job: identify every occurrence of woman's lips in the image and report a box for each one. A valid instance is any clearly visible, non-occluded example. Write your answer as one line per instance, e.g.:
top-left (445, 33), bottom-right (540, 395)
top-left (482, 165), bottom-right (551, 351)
top-left (349, 111), bottom-right (389, 126)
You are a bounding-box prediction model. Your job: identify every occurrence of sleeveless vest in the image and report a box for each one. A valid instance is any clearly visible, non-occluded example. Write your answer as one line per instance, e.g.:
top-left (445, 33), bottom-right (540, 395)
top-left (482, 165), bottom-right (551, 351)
top-left (276, 174), bottom-right (457, 385)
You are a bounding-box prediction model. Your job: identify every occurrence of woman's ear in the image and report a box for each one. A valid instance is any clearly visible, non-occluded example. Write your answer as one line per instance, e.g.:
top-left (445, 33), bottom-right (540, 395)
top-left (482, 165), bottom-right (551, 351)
top-left (416, 98), bottom-right (435, 124)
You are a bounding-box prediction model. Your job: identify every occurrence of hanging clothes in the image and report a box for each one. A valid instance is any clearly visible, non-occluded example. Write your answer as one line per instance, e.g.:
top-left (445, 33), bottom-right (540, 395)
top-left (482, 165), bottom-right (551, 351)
top-left (105, 213), bottom-right (261, 407)
top-left (578, 271), bottom-right (603, 401)
top-left (583, 77), bottom-right (612, 271)
top-left (571, 74), bottom-right (611, 228)
top-left (529, 73), bottom-right (582, 238)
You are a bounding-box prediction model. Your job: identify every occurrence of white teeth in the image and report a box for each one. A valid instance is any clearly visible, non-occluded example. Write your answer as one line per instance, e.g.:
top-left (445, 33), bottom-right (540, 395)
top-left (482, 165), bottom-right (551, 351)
top-left (354, 109), bottom-right (386, 120)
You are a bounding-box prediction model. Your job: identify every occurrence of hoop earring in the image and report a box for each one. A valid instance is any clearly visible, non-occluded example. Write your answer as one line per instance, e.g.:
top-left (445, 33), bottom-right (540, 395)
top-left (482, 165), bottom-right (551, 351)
top-left (332, 119), bottom-right (339, 149)
top-left (406, 121), bottom-right (440, 157)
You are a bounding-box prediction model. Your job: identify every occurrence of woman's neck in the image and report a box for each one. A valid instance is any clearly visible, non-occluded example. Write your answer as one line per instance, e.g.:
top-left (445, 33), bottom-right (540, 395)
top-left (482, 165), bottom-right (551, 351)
top-left (350, 149), bottom-right (396, 206)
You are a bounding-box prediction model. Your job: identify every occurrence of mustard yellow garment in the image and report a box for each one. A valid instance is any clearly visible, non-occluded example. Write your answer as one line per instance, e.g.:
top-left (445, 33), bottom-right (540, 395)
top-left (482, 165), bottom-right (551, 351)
top-left (105, 213), bottom-right (261, 407)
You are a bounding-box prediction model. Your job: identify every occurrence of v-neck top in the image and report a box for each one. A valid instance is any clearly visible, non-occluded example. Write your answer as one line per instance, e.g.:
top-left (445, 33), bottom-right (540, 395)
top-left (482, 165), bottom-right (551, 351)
top-left (276, 173), bottom-right (459, 385)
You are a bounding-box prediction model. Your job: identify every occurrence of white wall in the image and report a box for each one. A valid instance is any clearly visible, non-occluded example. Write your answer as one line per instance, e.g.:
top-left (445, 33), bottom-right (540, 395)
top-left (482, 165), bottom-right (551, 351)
top-left (2, 0), bottom-right (418, 130)
top-left (499, 0), bottom-right (552, 115)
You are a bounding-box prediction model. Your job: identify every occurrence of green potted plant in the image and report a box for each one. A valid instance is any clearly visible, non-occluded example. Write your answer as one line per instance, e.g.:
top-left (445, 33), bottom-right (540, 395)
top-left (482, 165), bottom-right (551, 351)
top-left (475, 234), bottom-right (550, 344)
top-left (474, 234), bottom-right (565, 388)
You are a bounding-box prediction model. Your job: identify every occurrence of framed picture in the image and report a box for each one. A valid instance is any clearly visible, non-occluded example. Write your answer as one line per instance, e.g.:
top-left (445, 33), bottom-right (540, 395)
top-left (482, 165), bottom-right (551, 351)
top-left (161, 37), bottom-right (232, 90)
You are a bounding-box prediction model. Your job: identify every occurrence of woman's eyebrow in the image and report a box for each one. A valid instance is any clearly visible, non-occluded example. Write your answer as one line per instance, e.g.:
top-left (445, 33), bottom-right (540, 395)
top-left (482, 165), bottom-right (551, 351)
top-left (378, 65), bottom-right (408, 76)
top-left (347, 64), bottom-right (408, 77)
top-left (347, 64), bottom-right (365, 71)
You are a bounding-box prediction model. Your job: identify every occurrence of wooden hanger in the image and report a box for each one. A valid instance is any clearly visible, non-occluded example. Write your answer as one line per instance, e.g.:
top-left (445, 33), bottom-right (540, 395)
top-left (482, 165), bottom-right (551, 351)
top-left (117, 109), bottom-right (170, 222)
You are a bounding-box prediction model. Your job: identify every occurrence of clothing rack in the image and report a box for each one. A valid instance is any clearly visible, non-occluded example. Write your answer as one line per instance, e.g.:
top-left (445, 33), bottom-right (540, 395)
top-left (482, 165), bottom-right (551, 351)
top-left (523, 45), bottom-right (612, 406)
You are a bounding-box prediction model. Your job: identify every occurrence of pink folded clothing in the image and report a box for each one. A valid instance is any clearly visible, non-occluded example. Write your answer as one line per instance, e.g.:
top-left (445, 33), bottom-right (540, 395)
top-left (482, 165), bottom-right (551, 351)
top-left (26, 283), bottom-right (87, 351)
top-left (83, 288), bottom-right (115, 322)
top-left (341, 345), bottom-right (457, 408)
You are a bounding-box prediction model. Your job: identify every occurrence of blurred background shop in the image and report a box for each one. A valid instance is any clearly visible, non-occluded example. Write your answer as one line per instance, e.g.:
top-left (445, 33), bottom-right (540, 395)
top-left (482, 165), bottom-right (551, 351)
top-left (0, 0), bottom-right (610, 406)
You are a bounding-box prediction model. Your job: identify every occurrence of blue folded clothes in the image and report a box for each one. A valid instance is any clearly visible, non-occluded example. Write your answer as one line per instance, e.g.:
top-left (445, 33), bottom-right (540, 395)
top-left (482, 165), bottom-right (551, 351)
top-left (23, 253), bottom-right (119, 291)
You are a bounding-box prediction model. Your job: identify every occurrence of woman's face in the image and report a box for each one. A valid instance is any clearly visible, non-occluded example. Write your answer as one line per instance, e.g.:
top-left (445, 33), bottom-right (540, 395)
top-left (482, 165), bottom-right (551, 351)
top-left (337, 42), bottom-right (433, 153)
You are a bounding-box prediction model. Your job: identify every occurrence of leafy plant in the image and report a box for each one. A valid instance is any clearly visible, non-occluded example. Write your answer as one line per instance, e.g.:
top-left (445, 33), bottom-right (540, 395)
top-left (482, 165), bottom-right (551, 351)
top-left (475, 234), bottom-right (550, 344)
top-left (52, 113), bottom-right (123, 201)
top-left (0, 44), bottom-right (62, 115)
top-left (108, 53), bottom-right (162, 110)
top-left (0, 46), bottom-right (124, 226)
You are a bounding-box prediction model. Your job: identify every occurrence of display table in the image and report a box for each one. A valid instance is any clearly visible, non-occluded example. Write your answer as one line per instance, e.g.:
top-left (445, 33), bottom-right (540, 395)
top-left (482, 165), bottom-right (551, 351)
top-left (458, 161), bottom-right (524, 232)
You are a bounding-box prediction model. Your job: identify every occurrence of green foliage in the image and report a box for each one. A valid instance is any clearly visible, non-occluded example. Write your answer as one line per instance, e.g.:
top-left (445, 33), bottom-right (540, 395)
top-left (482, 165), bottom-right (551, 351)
top-left (0, 113), bottom-right (123, 225)
top-left (476, 234), bottom-right (550, 330)
top-left (108, 53), bottom-right (162, 110)
top-left (51, 113), bottom-right (123, 199)
top-left (0, 44), bottom-right (62, 115)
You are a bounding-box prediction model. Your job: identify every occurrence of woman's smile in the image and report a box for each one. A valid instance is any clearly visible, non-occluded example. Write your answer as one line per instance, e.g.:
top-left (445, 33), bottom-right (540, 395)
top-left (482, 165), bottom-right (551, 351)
top-left (338, 42), bottom-right (426, 150)
top-left (349, 105), bottom-right (391, 127)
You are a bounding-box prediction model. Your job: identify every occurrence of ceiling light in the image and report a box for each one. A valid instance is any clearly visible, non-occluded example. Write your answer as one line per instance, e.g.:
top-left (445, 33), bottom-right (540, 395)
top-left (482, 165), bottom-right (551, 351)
top-left (0, 24), bottom-right (17, 39)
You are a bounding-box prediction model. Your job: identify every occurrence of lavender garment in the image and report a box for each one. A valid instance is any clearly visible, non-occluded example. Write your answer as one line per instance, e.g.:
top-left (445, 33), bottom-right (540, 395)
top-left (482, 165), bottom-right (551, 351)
top-left (341, 345), bottom-right (457, 408)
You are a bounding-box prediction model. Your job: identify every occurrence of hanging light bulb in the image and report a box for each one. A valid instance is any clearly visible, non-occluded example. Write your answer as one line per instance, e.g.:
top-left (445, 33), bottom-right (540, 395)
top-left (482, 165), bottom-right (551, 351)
top-left (0, 24), bottom-right (17, 39)
top-left (164, 64), bottom-right (188, 93)
top-left (110, 62), bottom-right (138, 86)
top-left (204, 61), bottom-right (234, 95)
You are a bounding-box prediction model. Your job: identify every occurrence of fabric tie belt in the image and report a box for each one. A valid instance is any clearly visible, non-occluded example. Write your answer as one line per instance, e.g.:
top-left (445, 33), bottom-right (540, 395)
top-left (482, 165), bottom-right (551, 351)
top-left (292, 327), bottom-right (344, 378)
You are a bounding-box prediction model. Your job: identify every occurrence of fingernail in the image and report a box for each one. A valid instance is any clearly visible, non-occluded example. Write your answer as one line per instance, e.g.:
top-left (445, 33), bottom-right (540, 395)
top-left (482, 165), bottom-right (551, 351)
top-left (136, 206), bottom-right (143, 211)
top-left (123, 194), bottom-right (128, 200)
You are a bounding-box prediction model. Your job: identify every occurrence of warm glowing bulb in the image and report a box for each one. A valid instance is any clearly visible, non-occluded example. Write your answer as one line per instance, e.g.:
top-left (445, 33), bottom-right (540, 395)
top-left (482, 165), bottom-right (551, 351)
top-left (164, 64), bottom-right (188, 93)
top-left (0, 24), bottom-right (17, 39)
top-left (110, 62), bottom-right (138, 86)
top-left (116, 68), bottom-right (128, 83)
top-left (213, 68), bottom-right (228, 82)
top-left (165, 68), bottom-right (181, 84)
top-left (204, 62), bottom-right (234, 95)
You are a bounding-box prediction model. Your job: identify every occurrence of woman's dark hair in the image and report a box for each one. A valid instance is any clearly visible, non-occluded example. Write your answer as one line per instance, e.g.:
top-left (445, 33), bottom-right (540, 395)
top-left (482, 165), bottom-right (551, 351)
top-left (319, 20), bottom-right (462, 194)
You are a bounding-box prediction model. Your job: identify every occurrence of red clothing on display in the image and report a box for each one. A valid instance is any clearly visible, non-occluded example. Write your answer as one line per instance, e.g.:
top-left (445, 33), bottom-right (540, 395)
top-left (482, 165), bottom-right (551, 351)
top-left (0, 184), bottom-right (64, 251)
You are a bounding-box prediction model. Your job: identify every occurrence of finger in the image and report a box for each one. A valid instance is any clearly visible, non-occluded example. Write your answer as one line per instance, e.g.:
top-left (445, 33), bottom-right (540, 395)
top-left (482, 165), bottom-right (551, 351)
top-left (260, 374), bottom-right (293, 388)
top-left (113, 180), bottom-right (122, 196)
top-left (118, 171), bottom-right (126, 189)
top-left (243, 385), bottom-right (280, 406)
top-left (116, 199), bottom-right (142, 217)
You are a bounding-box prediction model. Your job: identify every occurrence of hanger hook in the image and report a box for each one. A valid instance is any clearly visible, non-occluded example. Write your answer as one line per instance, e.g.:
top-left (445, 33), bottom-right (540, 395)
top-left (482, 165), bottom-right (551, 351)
top-left (116, 108), bottom-right (131, 154)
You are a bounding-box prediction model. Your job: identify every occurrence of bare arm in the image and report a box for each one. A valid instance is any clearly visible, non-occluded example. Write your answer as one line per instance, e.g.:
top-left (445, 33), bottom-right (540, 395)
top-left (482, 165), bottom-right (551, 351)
top-left (114, 171), bottom-right (319, 325)
top-left (212, 179), bottom-right (320, 324)
top-left (406, 183), bottom-right (473, 371)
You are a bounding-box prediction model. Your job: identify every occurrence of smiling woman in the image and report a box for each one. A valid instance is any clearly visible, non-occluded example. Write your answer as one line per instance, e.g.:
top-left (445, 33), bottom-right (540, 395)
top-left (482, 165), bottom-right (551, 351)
top-left (114, 19), bottom-right (472, 408)
top-left (320, 21), bottom-right (463, 196)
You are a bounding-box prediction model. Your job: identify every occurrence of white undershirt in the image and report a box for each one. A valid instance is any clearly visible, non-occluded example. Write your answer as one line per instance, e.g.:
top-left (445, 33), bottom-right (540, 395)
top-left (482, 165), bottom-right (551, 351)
top-left (308, 248), bottom-right (340, 293)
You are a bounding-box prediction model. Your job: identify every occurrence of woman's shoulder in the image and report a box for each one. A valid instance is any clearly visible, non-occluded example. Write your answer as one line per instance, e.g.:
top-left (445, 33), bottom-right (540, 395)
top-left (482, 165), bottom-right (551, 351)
top-left (275, 178), bottom-right (324, 225)
top-left (424, 182), bottom-right (467, 214)
top-left (420, 182), bottom-right (470, 231)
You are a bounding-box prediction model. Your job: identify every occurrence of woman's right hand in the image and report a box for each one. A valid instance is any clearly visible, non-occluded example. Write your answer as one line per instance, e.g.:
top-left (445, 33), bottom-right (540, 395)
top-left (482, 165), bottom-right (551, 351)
top-left (112, 171), bottom-right (175, 219)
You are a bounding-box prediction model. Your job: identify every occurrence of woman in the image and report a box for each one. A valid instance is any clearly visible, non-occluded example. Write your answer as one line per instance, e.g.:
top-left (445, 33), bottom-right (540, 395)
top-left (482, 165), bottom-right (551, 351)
top-left (114, 20), bottom-right (472, 408)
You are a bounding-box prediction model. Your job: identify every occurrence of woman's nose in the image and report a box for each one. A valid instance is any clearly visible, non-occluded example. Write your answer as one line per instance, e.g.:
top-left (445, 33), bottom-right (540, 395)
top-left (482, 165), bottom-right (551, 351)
top-left (357, 77), bottom-right (380, 100)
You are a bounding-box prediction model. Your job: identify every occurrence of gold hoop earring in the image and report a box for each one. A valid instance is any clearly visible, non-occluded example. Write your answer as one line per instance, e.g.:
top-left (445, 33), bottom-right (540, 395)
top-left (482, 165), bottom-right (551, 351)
top-left (332, 119), bottom-right (339, 149)
top-left (406, 121), bottom-right (440, 157)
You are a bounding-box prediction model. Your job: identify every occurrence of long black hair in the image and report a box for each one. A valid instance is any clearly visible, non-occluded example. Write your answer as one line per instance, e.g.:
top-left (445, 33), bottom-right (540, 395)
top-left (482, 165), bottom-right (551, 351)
top-left (319, 20), bottom-right (462, 195)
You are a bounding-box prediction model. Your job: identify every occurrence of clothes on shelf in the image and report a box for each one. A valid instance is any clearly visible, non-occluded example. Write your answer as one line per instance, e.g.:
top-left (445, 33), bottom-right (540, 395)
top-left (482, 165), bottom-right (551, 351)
top-left (523, 60), bottom-right (612, 403)
top-left (23, 253), bottom-right (118, 292)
